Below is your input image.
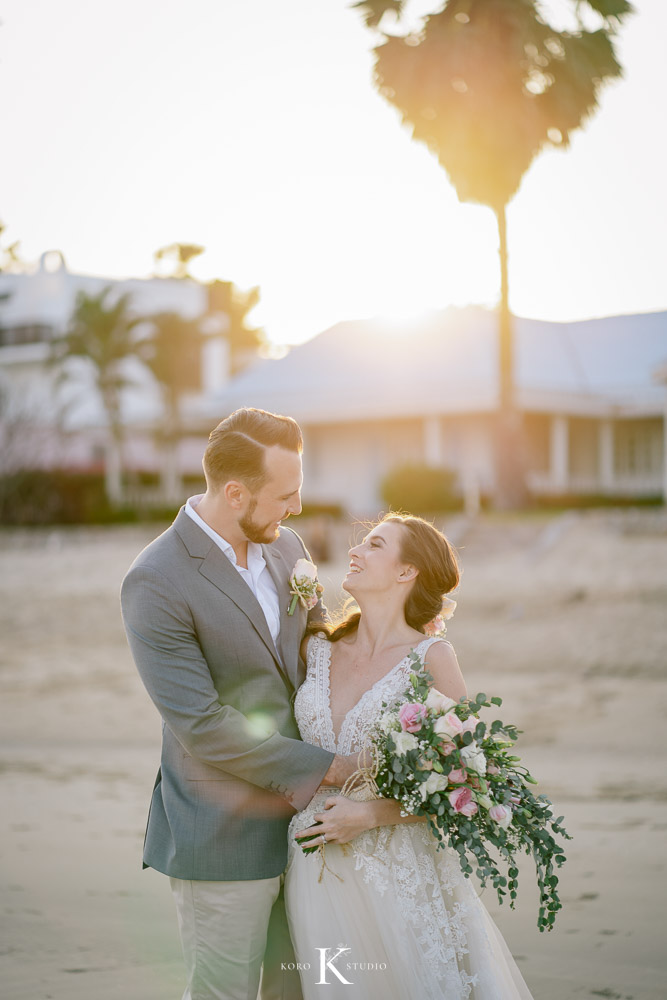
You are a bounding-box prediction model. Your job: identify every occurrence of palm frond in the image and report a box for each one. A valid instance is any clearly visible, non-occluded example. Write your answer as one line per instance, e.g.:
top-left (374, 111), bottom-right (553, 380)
top-left (351, 0), bottom-right (406, 30)
top-left (582, 0), bottom-right (633, 24)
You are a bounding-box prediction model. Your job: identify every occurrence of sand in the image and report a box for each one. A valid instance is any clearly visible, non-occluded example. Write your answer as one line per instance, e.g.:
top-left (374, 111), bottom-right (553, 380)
top-left (1, 510), bottom-right (666, 1000)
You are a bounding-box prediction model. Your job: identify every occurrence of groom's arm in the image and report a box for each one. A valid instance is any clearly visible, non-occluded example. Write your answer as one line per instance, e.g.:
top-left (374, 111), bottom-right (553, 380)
top-left (121, 563), bottom-right (334, 811)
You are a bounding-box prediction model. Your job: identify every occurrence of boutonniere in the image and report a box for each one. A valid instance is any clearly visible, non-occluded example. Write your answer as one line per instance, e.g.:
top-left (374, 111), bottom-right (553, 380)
top-left (287, 558), bottom-right (324, 615)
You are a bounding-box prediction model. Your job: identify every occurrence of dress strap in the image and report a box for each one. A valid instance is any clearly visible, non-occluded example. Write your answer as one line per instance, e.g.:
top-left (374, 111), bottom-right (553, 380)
top-left (415, 636), bottom-right (451, 657)
top-left (306, 633), bottom-right (324, 672)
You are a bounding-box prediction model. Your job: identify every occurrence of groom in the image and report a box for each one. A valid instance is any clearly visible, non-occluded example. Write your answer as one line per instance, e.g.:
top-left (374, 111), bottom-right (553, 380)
top-left (121, 408), bottom-right (352, 1000)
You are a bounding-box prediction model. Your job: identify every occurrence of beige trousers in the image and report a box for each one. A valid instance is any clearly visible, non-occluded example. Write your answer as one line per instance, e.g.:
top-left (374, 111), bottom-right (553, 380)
top-left (170, 875), bottom-right (302, 1000)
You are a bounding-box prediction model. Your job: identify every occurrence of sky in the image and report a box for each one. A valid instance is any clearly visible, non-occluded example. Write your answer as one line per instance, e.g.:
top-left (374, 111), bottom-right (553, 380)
top-left (1, 0), bottom-right (666, 346)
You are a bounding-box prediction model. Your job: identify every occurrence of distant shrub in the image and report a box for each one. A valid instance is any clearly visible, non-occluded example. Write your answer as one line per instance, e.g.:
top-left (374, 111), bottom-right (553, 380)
top-left (380, 463), bottom-right (461, 516)
top-left (533, 493), bottom-right (663, 509)
top-left (0, 470), bottom-right (174, 525)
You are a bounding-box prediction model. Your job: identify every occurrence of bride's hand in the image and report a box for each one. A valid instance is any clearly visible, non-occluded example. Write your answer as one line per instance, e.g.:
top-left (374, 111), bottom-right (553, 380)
top-left (294, 796), bottom-right (373, 847)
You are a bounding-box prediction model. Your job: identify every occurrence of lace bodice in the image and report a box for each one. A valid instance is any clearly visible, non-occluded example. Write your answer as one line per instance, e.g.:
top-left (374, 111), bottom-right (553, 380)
top-left (294, 634), bottom-right (445, 756)
top-left (287, 634), bottom-right (533, 1000)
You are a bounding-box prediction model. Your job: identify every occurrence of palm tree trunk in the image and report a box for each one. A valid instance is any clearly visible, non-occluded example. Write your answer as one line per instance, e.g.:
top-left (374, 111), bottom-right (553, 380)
top-left (102, 387), bottom-right (125, 506)
top-left (105, 428), bottom-right (124, 506)
top-left (161, 393), bottom-right (182, 505)
top-left (494, 204), bottom-right (527, 509)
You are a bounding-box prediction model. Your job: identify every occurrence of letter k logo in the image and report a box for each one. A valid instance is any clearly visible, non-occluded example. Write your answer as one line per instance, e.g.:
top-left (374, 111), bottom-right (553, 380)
top-left (316, 946), bottom-right (353, 985)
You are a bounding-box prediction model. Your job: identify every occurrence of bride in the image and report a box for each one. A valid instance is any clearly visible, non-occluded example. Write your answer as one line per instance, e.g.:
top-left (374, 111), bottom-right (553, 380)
top-left (284, 513), bottom-right (534, 999)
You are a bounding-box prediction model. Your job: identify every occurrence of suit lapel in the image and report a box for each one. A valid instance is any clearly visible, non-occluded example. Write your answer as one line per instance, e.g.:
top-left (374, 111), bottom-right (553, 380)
top-left (174, 507), bottom-right (288, 681)
top-left (198, 549), bottom-right (280, 660)
top-left (263, 543), bottom-right (302, 689)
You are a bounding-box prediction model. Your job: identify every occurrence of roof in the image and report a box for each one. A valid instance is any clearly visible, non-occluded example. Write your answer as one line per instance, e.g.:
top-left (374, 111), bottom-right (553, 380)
top-left (208, 307), bottom-right (667, 423)
top-left (0, 254), bottom-right (206, 331)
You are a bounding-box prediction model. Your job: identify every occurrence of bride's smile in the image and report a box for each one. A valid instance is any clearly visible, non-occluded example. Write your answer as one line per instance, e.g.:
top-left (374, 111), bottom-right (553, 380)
top-left (343, 523), bottom-right (417, 596)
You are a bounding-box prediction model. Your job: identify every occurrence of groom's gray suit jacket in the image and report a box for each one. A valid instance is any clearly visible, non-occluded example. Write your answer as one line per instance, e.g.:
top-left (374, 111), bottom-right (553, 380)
top-left (121, 507), bottom-right (334, 881)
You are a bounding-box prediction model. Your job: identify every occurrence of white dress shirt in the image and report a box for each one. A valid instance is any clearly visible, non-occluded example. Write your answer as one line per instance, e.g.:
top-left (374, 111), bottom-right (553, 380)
top-left (184, 495), bottom-right (281, 647)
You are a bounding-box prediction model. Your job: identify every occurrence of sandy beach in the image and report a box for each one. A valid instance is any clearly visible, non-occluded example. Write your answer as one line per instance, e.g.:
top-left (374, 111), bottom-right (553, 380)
top-left (1, 509), bottom-right (666, 1000)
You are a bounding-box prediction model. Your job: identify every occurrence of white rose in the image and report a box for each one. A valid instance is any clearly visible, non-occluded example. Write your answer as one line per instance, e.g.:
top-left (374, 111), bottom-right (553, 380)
top-left (433, 712), bottom-right (464, 739)
top-left (292, 558), bottom-right (317, 581)
top-left (420, 771), bottom-right (448, 801)
top-left (460, 742), bottom-right (487, 775)
top-left (393, 731), bottom-right (419, 755)
top-left (425, 688), bottom-right (457, 714)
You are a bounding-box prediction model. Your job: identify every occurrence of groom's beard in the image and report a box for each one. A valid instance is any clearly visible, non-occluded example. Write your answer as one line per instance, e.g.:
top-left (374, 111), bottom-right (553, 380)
top-left (239, 497), bottom-right (281, 545)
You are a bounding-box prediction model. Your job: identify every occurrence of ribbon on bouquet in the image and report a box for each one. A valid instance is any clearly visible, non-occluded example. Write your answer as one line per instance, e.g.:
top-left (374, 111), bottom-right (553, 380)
top-left (340, 745), bottom-right (381, 801)
top-left (314, 746), bottom-right (395, 884)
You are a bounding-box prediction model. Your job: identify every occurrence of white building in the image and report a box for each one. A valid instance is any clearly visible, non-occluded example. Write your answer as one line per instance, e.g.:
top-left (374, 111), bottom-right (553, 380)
top-left (2, 257), bottom-right (665, 515)
top-left (0, 252), bottom-right (229, 479)
top-left (206, 307), bottom-right (667, 516)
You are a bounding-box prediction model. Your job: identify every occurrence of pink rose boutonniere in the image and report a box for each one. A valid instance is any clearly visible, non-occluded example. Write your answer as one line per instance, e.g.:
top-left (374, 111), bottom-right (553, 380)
top-left (287, 558), bottom-right (324, 615)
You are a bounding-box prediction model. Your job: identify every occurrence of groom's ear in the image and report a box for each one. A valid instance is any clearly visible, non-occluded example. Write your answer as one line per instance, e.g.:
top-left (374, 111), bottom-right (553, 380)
top-left (224, 479), bottom-right (246, 509)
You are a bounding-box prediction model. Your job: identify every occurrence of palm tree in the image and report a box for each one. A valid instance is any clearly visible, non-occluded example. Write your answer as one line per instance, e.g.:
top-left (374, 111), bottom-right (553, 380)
top-left (54, 286), bottom-right (141, 505)
top-left (354, 0), bottom-right (633, 507)
top-left (0, 220), bottom-right (22, 273)
top-left (154, 242), bottom-right (205, 279)
top-left (207, 280), bottom-right (265, 376)
top-left (139, 312), bottom-right (206, 503)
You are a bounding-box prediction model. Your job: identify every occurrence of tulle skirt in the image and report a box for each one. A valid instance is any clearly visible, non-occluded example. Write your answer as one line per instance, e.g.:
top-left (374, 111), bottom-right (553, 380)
top-left (285, 790), bottom-right (534, 1000)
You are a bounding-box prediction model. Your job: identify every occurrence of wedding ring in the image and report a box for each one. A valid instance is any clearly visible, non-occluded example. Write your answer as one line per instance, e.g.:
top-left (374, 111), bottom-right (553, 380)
top-left (321, 834), bottom-right (327, 845)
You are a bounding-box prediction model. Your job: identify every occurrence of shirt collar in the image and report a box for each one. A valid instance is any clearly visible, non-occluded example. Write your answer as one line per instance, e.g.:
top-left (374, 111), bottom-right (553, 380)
top-left (185, 494), bottom-right (266, 572)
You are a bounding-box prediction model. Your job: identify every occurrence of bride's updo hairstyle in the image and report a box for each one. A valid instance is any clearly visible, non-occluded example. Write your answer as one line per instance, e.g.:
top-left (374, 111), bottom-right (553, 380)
top-left (312, 512), bottom-right (459, 642)
top-left (386, 513), bottom-right (460, 631)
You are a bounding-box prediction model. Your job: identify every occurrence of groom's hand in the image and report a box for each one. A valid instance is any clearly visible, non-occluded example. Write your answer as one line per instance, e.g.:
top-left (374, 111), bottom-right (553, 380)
top-left (321, 753), bottom-right (359, 787)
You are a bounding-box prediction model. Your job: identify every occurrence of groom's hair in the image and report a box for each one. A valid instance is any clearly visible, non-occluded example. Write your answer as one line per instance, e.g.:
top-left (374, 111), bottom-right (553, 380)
top-left (203, 407), bottom-right (303, 493)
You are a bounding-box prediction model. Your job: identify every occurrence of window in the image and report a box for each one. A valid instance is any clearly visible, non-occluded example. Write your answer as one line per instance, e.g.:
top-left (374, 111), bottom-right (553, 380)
top-left (614, 419), bottom-right (663, 477)
top-left (0, 324), bottom-right (53, 347)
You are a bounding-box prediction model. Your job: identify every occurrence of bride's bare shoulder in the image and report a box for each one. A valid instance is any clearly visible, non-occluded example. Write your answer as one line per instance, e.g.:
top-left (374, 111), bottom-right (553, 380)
top-left (423, 639), bottom-right (467, 703)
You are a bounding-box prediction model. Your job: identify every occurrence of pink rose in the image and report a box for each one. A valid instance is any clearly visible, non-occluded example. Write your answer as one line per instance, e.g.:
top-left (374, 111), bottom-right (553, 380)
top-left (486, 763), bottom-right (501, 776)
top-left (448, 767), bottom-right (467, 784)
top-left (438, 738), bottom-right (457, 757)
top-left (424, 614), bottom-right (446, 637)
top-left (460, 799), bottom-right (479, 817)
top-left (399, 702), bottom-right (427, 733)
top-left (489, 804), bottom-right (512, 829)
top-left (449, 786), bottom-right (474, 812)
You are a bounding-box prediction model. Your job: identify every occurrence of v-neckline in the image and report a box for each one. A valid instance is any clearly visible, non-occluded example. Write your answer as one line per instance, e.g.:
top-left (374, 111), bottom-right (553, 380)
top-left (322, 636), bottom-right (432, 752)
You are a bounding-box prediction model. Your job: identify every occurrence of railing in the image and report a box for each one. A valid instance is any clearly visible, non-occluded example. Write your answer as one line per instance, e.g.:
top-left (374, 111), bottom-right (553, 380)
top-left (527, 471), bottom-right (663, 497)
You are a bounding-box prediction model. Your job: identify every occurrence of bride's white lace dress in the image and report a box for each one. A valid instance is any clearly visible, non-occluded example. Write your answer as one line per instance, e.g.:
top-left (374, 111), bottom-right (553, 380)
top-left (285, 635), bottom-right (535, 999)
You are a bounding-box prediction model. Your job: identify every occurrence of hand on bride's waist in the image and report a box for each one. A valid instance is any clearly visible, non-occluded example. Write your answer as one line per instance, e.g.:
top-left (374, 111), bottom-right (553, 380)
top-left (294, 794), bottom-right (424, 848)
top-left (294, 795), bottom-right (380, 848)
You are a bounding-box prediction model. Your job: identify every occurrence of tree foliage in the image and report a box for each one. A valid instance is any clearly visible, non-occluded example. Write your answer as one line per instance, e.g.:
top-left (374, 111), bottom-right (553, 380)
top-left (355, 0), bottom-right (632, 212)
top-left (0, 220), bottom-right (22, 273)
top-left (208, 279), bottom-right (265, 376)
top-left (53, 286), bottom-right (142, 503)
top-left (154, 242), bottom-right (205, 279)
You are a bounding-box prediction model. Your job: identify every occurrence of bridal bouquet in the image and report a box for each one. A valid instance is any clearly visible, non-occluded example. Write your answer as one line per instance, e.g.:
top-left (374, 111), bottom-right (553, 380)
top-left (370, 651), bottom-right (570, 932)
